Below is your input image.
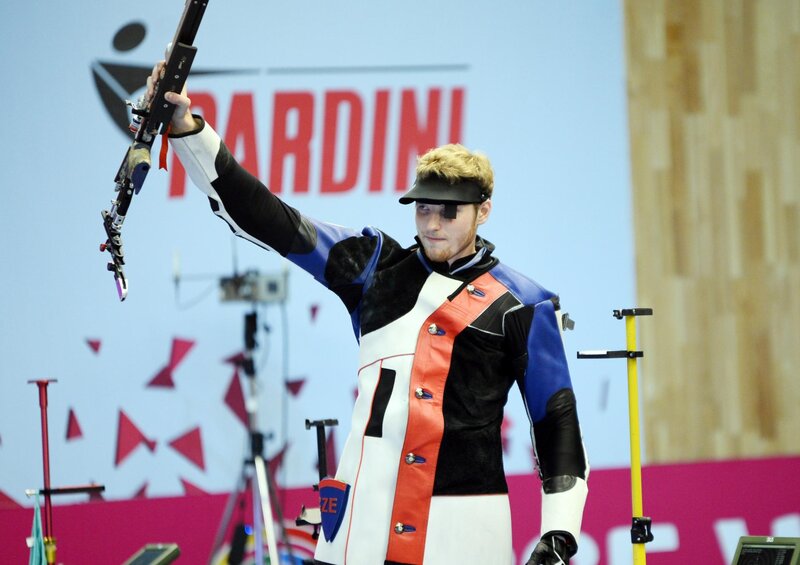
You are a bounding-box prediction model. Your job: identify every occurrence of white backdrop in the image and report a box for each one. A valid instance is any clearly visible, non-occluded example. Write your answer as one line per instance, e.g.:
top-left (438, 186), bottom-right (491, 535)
top-left (0, 0), bottom-right (634, 504)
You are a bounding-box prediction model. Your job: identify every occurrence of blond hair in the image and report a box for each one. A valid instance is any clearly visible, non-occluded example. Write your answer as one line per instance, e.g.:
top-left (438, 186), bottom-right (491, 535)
top-left (415, 144), bottom-right (494, 198)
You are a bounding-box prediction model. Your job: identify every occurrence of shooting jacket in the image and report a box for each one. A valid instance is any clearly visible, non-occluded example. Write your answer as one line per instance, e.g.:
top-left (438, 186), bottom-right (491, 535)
top-left (171, 119), bottom-right (588, 565)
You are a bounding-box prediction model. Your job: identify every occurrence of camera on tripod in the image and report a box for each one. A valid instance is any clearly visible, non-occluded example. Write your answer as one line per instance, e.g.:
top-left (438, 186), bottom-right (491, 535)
top-left (219, 270), bottom-right (288, 304)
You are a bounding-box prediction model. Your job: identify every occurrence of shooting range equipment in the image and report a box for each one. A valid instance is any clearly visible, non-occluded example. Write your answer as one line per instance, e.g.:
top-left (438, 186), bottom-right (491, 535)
top-left (207, 305), bottom-right (291, 565)
top-left (578, 308), bottom-right (654, 565)
top-left (26, 380), bottom-right (106, 564)
top-left (295, 418), bottom-right (339, 542)
top-left (121, 543), bottom-right (181, 565)
top-left (729, 536), bottom-right (800, 565)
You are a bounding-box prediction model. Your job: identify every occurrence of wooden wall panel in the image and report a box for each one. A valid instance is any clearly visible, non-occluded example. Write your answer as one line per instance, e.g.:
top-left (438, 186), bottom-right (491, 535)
top-left (624, 0), bottom-right (800, 462)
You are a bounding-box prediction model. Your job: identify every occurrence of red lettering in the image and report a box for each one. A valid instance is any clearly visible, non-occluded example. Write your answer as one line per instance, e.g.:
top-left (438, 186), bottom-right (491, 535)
top-left (395, 88), bottom-right (442, 190)
top-left (168, 87), bottom-right (466, 198)
top-left (328, 498), bottom-right (337, 513)
top-left (224, 93), bottom-right (259, 179)
top-left (269, 92), bottom-right (314, 194)
top-left (168, 92), bottom-right (217, 198)
top-left (321, 91), bottom-right (363, 193)
top-left (368, 89), bottom-right (390, 192)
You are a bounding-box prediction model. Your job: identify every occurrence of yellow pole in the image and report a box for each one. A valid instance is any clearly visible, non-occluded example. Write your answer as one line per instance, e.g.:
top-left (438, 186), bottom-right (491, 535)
top-left (626, 314), bottom-right (646, 565)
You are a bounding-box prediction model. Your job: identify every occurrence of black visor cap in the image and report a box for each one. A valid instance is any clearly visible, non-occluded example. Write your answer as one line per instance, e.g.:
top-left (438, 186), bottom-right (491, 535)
top-left (399, 177), bottom-right (488, 205)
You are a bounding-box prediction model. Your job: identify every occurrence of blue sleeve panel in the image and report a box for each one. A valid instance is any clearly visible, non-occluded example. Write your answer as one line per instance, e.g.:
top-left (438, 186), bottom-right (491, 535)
top-left (286, 220), bottom-right (381, 288)
top-left (526, 298), bottom-right (573, 423)
top-left (489, 263), bottom-right (573, 424)
top-left (491, 262), bottom-right (587, 481)
top-left (288, 222), bottom-right (384, 340)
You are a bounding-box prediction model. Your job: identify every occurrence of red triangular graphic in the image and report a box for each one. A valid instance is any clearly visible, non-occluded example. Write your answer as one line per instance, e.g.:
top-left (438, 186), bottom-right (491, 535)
top-left (169, 338), bottom-right (195, 368)
top-left (168, 427), bottom-right (205, 470)
top-left (285, 378), bottom-right (306, 397)
top-left (115, 410), bottom-right (157, 467)
top-left (0, 489), bottom-right (22, 510)
top-left (180, 478), bottom-right (208, 496)
top-left (268, 443), bottom-right (289, 477)
top-left (66, 408), bottom-right (83, 440)
top-left (86, 339), bottom-right (102, 354)
top-left (224, 369), bottom-right (248, 428)
top-left (310, 304), bottom-right (320, 323)
top-left (146, 366), bottom-right (175, 388)
top-left (223, 351), bottom-right (246, 366)
top-left (132, 482), bottom-right (148, 499)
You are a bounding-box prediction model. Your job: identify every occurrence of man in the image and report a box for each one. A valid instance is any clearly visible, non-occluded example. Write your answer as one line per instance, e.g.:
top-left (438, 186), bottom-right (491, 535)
top-left (150, 64), bottom-right (588, 564)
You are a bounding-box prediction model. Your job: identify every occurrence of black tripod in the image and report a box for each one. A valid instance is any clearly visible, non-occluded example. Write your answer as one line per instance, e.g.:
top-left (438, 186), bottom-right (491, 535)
top-left (208, 310), bottom-right (291, 564)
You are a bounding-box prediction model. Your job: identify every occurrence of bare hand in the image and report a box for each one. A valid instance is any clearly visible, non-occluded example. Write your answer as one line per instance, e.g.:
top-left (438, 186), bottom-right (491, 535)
top-left (145, 60), bottom-right (198, 135)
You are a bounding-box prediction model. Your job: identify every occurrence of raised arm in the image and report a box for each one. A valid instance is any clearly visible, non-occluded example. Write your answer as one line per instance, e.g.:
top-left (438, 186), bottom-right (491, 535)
top-left (147, 67), bottom-right (388, 335)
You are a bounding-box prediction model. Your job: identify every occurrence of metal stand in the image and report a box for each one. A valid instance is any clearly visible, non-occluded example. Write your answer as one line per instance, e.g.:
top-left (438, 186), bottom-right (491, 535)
top-left (578, 308), bottom-right (655, 565)
top-left (295, 419), bottom-right (338, 542)
top-left (27, 380), bottom-right (105, 564)
top-left (207, 311), bottom-right (288, 565)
